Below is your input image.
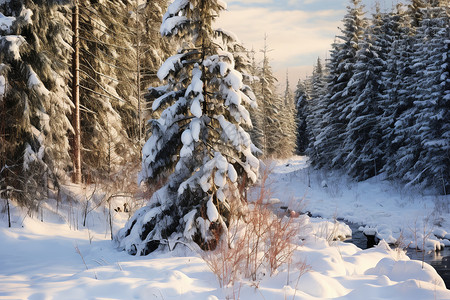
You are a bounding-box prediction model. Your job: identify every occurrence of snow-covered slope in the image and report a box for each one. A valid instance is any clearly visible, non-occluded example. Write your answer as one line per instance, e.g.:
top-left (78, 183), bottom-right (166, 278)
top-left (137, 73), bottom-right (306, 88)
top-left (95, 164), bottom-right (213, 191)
top-left (268, 156), bottom-right (450, 251)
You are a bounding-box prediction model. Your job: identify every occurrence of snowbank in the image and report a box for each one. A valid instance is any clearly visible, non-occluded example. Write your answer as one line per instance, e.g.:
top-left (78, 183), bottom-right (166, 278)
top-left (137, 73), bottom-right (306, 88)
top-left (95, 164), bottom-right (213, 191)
top-left (1, 192), bottom-right (449, 299)
top-left (268, 156), bottom-right (450, 253)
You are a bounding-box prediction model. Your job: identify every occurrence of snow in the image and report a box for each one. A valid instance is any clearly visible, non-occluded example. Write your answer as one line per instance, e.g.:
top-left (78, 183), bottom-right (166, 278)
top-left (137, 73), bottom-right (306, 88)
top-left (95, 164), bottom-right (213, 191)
top-left (190, 97), bottom-right (202, 118)
top-left (225, 69), bottom-right (243, 91)
top-left (181, 128), bottom-right (193, 146)
top-left (268, 157), bottom-right (450, 251)
top-left (156, 53), bottom-right (184, 81)
top-left (183, 209), bottom-right (198, 239)
top-left (19, 7), bottom-right (33, 25)
top-left (0, 74), bottom-right (5, 97)
top-left (215, 28), bottom-right (239, 43)
top-left (0, 12), bottom-right (15, 34)
top-left (151, 89), bottom-right (176, 111)
top-left (23, 143), bottom-right (40, 170)
top-left (228, 163), bottom-right (238, 183)
top-left (367, 257), bottom-right (446, 288)
top-left (190, 118), bottom-right (201, 142)
top-left (207, 198), bottom-right (219, 222)
top-left (160, 15), bottom-right (188, 36)
top-left (165, 0), bottom-right (189, 16)
top-left (180, 143), bottom-right (193, 157)
top-left (1, 35), bottom-right (26, 61)
top-left (28, 67), bottom-right (50, 97)
top-left (186, 65), bottom-right (203, 96)
top-left (1, 156), bottom-right (450, 299)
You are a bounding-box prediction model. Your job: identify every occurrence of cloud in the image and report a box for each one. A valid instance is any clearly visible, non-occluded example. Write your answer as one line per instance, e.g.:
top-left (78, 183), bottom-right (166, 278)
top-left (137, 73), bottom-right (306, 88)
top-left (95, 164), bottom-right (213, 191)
top-left (216, 5), bottom-right (344, 82)
top-left (215, 0), bottom-right (395, 85)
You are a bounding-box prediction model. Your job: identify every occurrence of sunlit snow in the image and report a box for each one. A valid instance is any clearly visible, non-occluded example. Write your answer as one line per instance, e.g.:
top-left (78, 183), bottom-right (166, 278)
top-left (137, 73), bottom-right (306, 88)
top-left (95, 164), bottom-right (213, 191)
top-left (1, 157), bottom-right (449, 299)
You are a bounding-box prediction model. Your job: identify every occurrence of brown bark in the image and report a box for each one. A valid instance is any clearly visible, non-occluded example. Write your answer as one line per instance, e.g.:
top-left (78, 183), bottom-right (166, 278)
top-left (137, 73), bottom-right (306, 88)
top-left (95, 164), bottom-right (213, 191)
top-left (72, 0), bottom-right (82, 183)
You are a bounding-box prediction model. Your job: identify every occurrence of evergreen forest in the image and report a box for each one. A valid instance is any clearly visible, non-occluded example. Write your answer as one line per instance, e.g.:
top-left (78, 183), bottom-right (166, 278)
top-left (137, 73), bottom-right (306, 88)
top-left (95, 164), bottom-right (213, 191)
top-left (0, 0), bottom-right (448, 253)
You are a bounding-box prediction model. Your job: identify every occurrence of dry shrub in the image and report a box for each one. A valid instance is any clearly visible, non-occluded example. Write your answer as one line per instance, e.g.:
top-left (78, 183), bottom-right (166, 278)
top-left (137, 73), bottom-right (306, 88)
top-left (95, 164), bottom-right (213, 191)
top-left (202, 168), bottom-right (308, 292)
top-left (266, 212), bottom-right (298, 276)
top-left (202, 224), bottom-right (248, 288)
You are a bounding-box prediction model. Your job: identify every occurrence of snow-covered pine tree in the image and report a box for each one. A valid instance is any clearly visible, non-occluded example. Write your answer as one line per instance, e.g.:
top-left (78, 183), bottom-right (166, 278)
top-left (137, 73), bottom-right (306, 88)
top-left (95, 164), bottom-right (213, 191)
top-left (408, 0), bottom-right (427, 30)
top-left (258, 39), bottom-right (283, 158)
top-left (378, 4), bottom-right (416, 180)
top-left (340, 6), bottom-right (386, 180)
top-left (407, 5), bottom-right (449, 193)
top-left (78, 0), bottom-right (137, 178)
top-left (312, 0), bottom-right (366, 169)
top-left (246, 48), bottom-right (264, 152)
top-left (126, 0), bottom-right (173, 146)
top-left (378, 5), bottom-right (406, 176)
top-left (276, 71), bottom-right (297, 158)
top-left (219, 33), bottom-right (261, 156)
top-left (77, 0), bottom-right (171, 179)
top-left (386, 1), bottom-right (432, 186)
top-left (305, 58), bottom-right (327, 165)
top-left (116, 0), bottom-right (259, 255)
top-left (0, 1), bottom-right (73, 208)
top-left (294, 79), bottom-right (310, 155)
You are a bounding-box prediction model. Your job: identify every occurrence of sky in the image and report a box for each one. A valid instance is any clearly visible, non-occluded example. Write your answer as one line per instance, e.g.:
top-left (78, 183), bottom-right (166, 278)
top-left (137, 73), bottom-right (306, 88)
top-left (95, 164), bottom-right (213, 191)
top-left (216, 0), bottom-right (397, 89)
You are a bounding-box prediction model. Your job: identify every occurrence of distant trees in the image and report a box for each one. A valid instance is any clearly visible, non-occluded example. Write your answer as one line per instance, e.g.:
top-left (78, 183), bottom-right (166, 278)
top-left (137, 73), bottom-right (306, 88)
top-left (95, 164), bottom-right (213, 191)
top-left (251, 39), bottom-right (296, 159)
top-left (279, 72), bottom-right (297, 158)
top-left (297, 0), bottom-right (449, 194)
top-left (258, 41), bottom-right (284, 157)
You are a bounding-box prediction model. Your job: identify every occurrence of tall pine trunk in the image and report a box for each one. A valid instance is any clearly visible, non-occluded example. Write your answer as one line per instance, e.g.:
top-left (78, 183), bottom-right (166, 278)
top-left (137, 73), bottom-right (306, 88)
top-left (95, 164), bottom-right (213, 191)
top-left (72, 0), bottom-right (82, 184)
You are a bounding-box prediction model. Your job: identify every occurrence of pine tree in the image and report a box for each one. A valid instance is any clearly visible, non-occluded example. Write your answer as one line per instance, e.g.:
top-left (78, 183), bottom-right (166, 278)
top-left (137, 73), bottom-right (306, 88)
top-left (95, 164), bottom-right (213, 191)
top-left (222, 35), bottom-right (261, 156)
top-left (258, 39), bottom-right (282, 158)
top-left (116, 0), bottom-right (259, 255)
top-left (386, 1), bottom-right (433, 185)
top-left (77, 0), bottom-right (171, 179)
top-left (276, 71), bottom-right (297, 158)
top-left (313, 0), bottom-right (366, 169)
top-left (246, 48), bottom-right (264, 152)
top-left (408, 0), bottom-right (427, 29)
top-left (294, 79), bottom-right (309, 155)
top-left (407, 5), bottom-right (449, 192)
top-left (0, 1), bottom-right (73, 208)
top-left (305, 58), bottom-right (327, 165)
top-left (378, 5), bottom-right (406, 176)
top-left (340, 6), bottom-right (386, 179)
top-left (130, 0), bottom-right (170, 146)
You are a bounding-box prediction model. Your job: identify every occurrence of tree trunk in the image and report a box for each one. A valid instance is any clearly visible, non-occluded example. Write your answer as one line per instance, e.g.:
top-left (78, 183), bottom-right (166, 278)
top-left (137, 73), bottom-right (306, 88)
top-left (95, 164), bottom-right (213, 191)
top-left (6, 197), bottom-right (11, 228)
top-left (72, 0), bottom-right (82, 184)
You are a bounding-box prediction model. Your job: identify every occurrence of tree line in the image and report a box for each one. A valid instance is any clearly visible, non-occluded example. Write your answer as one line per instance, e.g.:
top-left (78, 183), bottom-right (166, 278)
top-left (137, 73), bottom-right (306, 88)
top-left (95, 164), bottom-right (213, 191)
top-left (296, 0), bottom-right (449, 194)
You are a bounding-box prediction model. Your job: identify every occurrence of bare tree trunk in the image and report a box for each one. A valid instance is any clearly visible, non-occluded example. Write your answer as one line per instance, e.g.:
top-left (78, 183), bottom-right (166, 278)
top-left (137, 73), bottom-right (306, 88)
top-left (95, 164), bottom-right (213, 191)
top-left (72, 0), bottom-right (82, 184)
top-left (136, 6), bottom-right (143, 147)
top-left (0, 77), bottom-right (6, 181)
top-left (1, 72), bottom-right (10, 228)
top-left (7, 197), bottom-right (11, 228)
top-left (261, 36), bottom-right (268, 155)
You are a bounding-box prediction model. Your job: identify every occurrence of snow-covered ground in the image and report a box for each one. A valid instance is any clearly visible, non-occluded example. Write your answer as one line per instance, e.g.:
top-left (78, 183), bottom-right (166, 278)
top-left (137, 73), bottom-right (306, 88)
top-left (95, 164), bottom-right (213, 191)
top-left (1, 156), bottom-right (449, 299)
top-left (268, 156), bottom-right (450, 251)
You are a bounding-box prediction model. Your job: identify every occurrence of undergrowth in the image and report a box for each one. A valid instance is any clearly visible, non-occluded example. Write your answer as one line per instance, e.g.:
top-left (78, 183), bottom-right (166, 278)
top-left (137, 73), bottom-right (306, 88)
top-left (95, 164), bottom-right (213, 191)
top-left (201, 169), bottom-right (310, 299)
